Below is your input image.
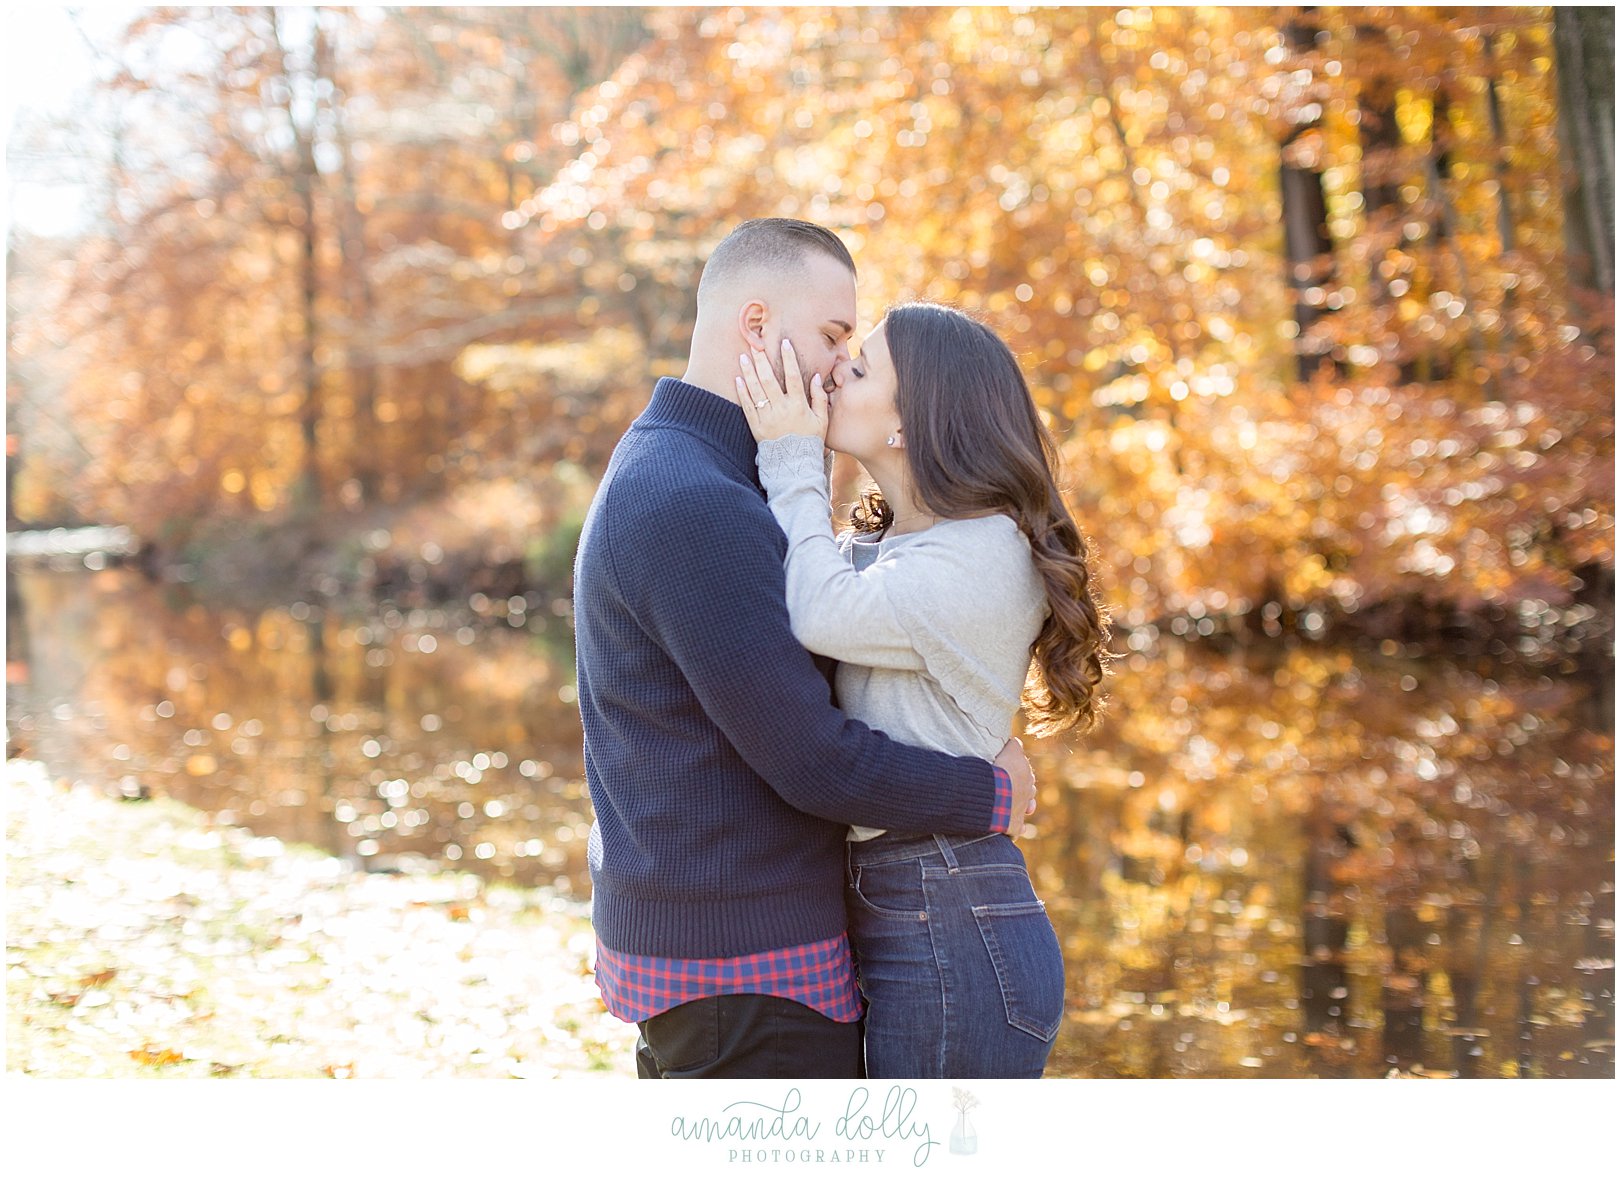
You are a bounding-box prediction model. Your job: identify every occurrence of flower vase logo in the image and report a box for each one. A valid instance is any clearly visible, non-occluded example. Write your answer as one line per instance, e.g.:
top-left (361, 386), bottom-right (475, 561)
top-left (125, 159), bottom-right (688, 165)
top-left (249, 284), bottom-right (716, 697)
top-left (949, 1088), bottom-right (979, 1156)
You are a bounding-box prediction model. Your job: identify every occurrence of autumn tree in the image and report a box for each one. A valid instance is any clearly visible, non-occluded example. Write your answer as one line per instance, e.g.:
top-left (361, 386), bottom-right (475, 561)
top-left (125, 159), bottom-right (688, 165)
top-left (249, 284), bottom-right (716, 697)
top-left (11, 6), bottom-right (650, 545)
top-left (8, 5), bottom-right (1609, 634)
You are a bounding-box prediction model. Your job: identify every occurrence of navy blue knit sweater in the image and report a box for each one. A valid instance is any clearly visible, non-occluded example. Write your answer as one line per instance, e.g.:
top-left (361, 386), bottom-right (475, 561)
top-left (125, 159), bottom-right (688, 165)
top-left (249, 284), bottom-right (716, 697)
top-left (575, 377), bottom-right (1000, 958)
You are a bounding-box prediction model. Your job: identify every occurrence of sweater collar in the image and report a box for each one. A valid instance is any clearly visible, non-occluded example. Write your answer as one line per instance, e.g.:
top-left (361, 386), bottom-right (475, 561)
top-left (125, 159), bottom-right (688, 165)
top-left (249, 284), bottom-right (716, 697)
top-left (640, 377), bottom-right (758, 475)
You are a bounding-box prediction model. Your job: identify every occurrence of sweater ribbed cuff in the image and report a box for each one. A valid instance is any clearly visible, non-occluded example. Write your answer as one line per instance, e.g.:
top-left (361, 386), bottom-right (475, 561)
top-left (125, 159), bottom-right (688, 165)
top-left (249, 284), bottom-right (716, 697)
top-left (989, 766), bottom-right (1015, 833)
top-left (756, 434), bottom-right (828, 485)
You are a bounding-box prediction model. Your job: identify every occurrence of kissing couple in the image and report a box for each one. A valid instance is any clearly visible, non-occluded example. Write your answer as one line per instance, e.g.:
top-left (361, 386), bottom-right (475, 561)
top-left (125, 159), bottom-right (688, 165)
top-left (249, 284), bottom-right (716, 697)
top-left (574, 217), bottom-right (1110, 1078)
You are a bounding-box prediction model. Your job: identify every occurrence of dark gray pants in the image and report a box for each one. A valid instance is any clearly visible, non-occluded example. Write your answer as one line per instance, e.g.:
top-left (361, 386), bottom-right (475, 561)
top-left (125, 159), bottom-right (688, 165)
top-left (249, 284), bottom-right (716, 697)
top-left (635, 993), bottom-right (862, 1078)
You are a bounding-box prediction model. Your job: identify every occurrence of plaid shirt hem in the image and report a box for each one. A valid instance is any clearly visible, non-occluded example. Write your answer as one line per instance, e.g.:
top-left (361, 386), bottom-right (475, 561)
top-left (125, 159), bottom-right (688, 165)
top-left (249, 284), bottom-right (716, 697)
top-left (595, 932), bottom-right (863, 1024)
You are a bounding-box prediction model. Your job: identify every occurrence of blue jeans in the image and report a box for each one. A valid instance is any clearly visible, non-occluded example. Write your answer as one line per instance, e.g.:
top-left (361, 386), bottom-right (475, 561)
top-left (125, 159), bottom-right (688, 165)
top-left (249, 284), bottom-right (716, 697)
top-left (845, 831), bottom-right (1065, 1078)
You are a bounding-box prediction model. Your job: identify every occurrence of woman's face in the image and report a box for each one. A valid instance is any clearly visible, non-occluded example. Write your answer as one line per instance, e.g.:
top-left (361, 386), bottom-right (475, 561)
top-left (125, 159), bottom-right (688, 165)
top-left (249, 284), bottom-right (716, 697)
top-left (826, 320), bottom-right (900, 462)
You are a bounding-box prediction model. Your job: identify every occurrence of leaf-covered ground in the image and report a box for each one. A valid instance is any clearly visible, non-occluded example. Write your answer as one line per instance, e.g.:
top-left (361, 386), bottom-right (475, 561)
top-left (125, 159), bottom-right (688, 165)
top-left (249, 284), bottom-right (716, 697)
top-left (5, 759), bottom-right (638, 1078)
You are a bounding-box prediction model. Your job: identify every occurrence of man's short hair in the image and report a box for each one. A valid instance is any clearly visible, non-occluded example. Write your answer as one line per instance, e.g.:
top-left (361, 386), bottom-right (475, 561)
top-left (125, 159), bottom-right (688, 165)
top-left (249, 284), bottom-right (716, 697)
top-left (697, 218), bottom-right (856, 301)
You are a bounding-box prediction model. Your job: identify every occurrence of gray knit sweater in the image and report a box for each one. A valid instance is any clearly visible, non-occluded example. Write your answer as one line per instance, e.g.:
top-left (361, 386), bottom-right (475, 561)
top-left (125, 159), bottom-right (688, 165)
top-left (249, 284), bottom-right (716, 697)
top-left (756, 434), bottom-right (1049, 839)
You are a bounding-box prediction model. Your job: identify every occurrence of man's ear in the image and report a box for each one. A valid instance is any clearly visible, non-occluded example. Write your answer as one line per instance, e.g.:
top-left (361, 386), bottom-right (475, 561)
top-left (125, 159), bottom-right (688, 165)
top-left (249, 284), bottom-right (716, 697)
top-left (737, 299), bottom-right (769, 349)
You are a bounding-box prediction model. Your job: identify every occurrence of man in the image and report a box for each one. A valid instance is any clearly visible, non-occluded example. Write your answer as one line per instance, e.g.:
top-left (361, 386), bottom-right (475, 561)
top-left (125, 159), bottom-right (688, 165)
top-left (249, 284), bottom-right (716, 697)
top-left (573, 217), bottom-right (1035, 1078)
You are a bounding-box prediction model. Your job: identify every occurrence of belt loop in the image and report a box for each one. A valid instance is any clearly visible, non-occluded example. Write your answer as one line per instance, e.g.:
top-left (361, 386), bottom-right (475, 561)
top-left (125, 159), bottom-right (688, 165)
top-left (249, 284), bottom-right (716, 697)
top-left (934, 833), bottom-right (960, 873)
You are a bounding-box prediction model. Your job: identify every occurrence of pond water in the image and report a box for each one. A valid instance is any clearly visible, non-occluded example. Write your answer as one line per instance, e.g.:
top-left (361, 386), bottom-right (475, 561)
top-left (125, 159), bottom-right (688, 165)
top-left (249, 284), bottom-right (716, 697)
top-left (7, 564), bottom-right (1613, 1078)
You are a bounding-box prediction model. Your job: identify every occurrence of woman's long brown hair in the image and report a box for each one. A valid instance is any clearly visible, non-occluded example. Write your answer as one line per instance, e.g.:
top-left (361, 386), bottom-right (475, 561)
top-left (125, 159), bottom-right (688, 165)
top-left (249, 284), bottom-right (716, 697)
top-left (851, 302), bottom-right (1113, 735)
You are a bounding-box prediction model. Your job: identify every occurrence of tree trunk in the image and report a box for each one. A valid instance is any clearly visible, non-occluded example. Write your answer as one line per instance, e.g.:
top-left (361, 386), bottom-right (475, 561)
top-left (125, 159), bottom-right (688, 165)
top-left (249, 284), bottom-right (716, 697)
top-left (323, 10), bottom-right (381, 505)
top-left (1482, 34), bottom-right (1520, 363)
top-left (1358, 69), bottom-right (1403, 257)
top-left (271, 7), bottom-right (325, 512)
top-left (1424, 99), bottom-right (1497, 398)
top-left (1483, 34), bottom-right (1517, 259)
top-left (1280, 10), bottom-right (1340, 382)
top-left (1355, 51), bottom-right (1410, 380)
top-left (1553, 7), bottom-right (1615, 294)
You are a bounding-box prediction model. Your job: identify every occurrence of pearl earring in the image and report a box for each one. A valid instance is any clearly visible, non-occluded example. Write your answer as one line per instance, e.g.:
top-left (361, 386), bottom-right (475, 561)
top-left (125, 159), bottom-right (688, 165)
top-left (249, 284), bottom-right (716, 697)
top-left (886, 435), bottom-right (897, 447)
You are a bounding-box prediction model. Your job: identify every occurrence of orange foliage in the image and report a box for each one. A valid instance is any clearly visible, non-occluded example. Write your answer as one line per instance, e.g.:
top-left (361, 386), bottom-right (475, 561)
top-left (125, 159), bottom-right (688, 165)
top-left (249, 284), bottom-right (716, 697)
top-left (7, 6), bottom-right (1612, 631)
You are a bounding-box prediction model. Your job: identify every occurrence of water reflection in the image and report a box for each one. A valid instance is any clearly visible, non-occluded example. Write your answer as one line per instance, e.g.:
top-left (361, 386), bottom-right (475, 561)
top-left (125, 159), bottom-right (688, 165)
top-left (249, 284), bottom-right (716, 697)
top-left (7, 566), bottom-right (1613, 1079)
top-left (1028, 640), bottom-right (1613, 1078)
top-left (8, 567), bottom-right (593, 895)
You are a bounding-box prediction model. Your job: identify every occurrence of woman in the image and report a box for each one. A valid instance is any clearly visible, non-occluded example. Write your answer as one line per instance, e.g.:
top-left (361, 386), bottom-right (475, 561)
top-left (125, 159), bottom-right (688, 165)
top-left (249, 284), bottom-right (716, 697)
top-left (735, 302), bottom-right (1111, 1078)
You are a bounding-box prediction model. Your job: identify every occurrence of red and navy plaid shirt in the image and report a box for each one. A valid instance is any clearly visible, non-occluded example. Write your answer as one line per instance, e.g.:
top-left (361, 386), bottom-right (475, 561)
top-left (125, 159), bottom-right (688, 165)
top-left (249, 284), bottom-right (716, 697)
top-left (595, 767), bottom-right (1016, 1023)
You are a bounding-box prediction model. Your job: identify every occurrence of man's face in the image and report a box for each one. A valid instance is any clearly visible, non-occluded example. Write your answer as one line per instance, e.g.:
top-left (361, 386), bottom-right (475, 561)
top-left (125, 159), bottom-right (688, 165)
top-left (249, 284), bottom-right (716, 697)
top-left (761, 253), bottom-right (858, 397)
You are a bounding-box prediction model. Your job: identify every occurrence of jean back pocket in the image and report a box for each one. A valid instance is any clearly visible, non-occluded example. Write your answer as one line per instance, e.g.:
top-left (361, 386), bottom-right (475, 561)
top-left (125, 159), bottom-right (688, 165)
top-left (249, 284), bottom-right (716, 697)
top-left (971, 900), bottom-right (1066, 1043)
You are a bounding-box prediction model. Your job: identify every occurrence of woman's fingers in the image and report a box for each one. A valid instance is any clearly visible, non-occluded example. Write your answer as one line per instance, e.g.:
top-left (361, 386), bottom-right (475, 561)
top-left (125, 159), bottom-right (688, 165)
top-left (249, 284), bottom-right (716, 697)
top-left (739, 353), bottom-right (770, 409)
top-left (778, 339), bottom-right (806, 402)
top-left (807, 372), bottom-right (827, 427)
top-left (748, 344), bottom-right (791, 407)
top-left (735, 376), bottom-right (759, 422)
top-left (736, 340), bottom-right (827, 442)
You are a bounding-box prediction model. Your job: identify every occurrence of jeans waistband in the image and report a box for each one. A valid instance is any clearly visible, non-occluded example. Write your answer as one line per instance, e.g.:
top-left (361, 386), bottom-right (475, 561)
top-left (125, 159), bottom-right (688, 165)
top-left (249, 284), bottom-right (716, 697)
top-left (846, 831), bottom-right (1004, 868)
